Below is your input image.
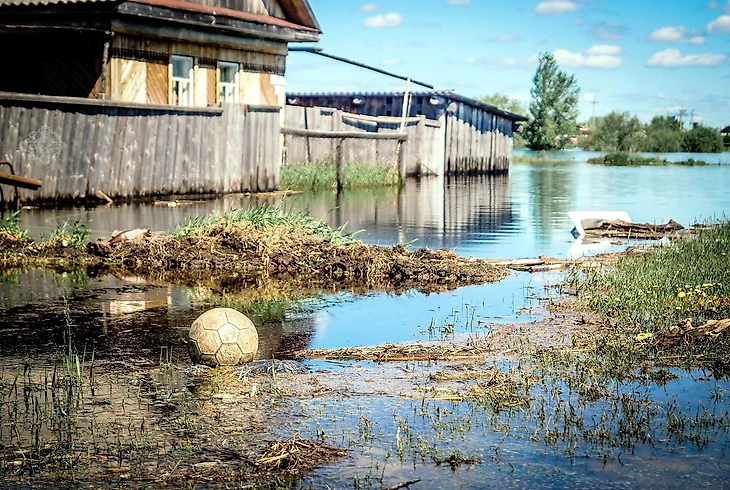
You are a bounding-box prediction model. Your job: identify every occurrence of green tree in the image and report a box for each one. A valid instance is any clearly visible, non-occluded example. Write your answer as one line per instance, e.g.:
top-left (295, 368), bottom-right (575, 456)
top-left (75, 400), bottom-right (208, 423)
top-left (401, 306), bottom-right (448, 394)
top-left (682, 125), bottom-right (724, 153)
top-left (645, 116), bottom-right (682, 152)
top-left (585, 111), bottom-right (645, 152)
top-left (523, 53), bottom-right (580, 151)
top-left (478, 93), bottom-right (526, 115)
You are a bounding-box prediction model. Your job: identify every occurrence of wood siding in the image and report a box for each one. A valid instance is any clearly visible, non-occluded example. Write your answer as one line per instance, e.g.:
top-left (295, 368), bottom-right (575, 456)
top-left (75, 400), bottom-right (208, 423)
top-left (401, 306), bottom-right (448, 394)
top-left (186, 0), bottom-right (285, 18)
top-left (0, 93), bottom-right (281, 203)
top-left (110, 34), bottom-right (286, 107)
top-left (288, 95), bottom-right (517, 175)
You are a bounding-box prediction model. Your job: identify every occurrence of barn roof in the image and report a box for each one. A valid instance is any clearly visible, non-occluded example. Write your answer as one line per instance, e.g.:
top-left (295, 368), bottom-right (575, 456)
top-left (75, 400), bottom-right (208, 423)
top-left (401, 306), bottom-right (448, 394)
top-left (287, 90), bottom-right (528, 122)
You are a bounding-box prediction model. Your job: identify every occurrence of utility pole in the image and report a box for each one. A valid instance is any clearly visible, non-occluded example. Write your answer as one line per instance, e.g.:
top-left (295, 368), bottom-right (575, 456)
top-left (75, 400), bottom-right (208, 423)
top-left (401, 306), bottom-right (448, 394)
top-left (690, 109), bottom-right (695, 128)
top-left (591, 96), bottom-right (598, 128)
top-left (678, 108), bottom-right (686, 129)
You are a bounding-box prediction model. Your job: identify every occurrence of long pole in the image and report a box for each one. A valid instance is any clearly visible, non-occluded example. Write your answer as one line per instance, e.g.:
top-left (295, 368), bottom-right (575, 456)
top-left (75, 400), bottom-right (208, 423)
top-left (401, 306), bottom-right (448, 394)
top-left (289, 47), bottom-right (434, 89)
top-left (400, 77), bottom-right (411, 133)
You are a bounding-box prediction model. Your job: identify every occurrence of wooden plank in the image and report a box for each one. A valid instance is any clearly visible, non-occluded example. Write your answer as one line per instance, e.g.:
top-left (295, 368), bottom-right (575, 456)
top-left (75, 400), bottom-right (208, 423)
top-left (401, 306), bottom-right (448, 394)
top-left (146, 60), bottom-right (169, 105)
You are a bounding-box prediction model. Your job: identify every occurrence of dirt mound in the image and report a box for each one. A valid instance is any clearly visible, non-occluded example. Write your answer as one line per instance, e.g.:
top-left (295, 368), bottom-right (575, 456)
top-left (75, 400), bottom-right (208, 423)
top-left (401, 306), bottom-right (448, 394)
top-left (84, 222), bottom-right (508, 291)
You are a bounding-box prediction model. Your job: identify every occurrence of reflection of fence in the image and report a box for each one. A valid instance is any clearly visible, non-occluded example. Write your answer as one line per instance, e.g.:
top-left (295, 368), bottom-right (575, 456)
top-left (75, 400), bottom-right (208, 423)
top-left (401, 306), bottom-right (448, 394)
top-left (283, 106), bottom-right (445, 177)
top-left (0, 93), bottom-right (280, 204)
top-left (281, 127), bottom-right (406, 191)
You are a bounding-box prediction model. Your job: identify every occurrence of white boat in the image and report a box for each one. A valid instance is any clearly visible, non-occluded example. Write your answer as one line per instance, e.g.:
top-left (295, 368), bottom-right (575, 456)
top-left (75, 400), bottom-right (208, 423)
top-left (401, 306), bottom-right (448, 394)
top-left (568, 211), bottom-right (632, 238)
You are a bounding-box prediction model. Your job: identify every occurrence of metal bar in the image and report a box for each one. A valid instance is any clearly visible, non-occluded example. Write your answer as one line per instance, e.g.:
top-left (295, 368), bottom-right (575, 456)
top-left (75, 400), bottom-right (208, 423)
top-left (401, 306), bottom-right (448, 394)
top-left (289, 47), bottom-right (434, 89)
top-left (281, 127), bottom-right (407, 140)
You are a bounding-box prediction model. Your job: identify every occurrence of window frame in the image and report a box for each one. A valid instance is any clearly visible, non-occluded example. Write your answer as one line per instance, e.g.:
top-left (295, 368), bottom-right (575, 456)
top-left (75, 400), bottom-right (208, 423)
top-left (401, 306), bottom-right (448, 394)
top-left (218, 61), bottom-right (239, 104)
top-left (170, 55), bottom-right (194, 106)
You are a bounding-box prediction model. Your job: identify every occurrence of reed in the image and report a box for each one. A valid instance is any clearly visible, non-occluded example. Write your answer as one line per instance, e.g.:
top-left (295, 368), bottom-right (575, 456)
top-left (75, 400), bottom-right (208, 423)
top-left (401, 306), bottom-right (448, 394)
top-left (280, 162), bottom-right (400, 191)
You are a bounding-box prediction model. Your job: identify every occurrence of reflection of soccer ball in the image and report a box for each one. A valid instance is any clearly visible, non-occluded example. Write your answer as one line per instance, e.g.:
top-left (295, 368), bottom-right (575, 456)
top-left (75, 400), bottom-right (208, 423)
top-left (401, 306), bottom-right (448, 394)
top-left (188, 308), bottom-right (259, 367)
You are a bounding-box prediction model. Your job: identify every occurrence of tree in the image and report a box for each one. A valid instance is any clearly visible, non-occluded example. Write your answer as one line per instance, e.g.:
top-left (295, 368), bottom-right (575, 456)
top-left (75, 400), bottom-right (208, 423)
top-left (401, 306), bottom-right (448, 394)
top-left (584, 111), bottom-right (645, 152)
top-left (523, 53), bottom-right (580, 151)
top-left (682, 125), bottom-right (724, 153)
top-left (645, 116), bottom-right (682, 153)
top-left (478, 93), bottom-right (526, 116)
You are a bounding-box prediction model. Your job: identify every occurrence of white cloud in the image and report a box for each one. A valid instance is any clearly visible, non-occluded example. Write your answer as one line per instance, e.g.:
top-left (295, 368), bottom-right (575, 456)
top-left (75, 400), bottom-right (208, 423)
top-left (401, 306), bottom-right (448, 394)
top-left (363, 12), bottom-right (402, 28)
top-left (585, 44), bottom-right (622, 55)
top-left (447, 0), bottom-right (471, 4)
top-left (590, 22), bottom-right (625, 41)
top-left (648, 26), bottom-right (707, 44)
top-left (574, 17), bottom-right (586, 26)
top-left (463, 55), bottom-right (538, 69)
top-left (381, 58), bottom-right (403, 66)
top-left (646, 48), bottom-right (727, 67)
top-left (648, 26), bottom-right (686, 42)
top-left (359, 3), bottom-right (378, 13)
top-left (553, 46), bottom-right (623, 69)
top-left (707, 15), bottom-right (730, 34)
top-left (464, 56), bottom-right (477, 64)
top-left (535, 0), bottom-right (580, 15)
top-left (582, 92), bottom-right (597, 102)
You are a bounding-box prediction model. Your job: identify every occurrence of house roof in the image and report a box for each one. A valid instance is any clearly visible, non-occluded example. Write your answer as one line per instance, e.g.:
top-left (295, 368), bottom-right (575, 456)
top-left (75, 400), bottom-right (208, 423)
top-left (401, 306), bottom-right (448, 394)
top-left (287, 90), bottom-right (529, 122)
top-left (721, 125), bottom-right (730, 134)
top-left (0, 0), bottom-right (320, 33)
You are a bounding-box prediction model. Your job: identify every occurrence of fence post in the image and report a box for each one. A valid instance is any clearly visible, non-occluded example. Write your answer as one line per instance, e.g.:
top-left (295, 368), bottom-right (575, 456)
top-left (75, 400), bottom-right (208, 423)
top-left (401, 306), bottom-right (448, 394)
top-left (336, 136), bottom-right (345, 193)
top-left (397, 138), bottom-right (406, 184)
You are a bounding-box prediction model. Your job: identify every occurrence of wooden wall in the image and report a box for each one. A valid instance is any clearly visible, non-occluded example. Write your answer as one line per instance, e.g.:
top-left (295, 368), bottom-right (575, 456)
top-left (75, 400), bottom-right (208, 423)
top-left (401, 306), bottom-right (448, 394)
top-left (287, 97), bottom-right (517, 175)
top-left (444, 106), bottom-right (513, 175)
top-left (0, 93), bottom-right (281, 203)
top-left (110, 34), bottom-right (287, 107)
top-left (283, 106), bottom-right (445, 176)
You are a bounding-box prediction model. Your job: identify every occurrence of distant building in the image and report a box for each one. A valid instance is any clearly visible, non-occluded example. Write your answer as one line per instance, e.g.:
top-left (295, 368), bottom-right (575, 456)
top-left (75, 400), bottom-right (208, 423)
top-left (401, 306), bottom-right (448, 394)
top-left (286, 91), bottom-right (528, 175)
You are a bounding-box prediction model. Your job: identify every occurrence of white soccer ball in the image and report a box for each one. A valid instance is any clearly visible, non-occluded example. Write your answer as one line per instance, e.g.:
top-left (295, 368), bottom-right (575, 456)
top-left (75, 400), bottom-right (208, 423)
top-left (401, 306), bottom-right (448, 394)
top-left (188, 308), bottom-right (259, 367)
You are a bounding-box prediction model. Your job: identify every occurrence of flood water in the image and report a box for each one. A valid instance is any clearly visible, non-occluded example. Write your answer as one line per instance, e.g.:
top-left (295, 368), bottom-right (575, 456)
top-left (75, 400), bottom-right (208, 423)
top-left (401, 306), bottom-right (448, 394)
top-left (2, 150), bottom-right (730, 487)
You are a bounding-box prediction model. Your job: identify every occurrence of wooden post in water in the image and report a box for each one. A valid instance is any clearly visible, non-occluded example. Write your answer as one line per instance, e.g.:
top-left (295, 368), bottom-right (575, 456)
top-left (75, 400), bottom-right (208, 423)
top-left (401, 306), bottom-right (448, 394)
top-left (397, 139), bottom-right (406, 183)
top-left (336, 137), bottom-right (345, 194)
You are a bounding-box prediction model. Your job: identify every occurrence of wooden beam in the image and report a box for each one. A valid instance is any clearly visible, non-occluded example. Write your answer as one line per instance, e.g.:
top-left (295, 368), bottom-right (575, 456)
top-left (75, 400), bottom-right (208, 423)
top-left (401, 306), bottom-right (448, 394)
top-left (281, 127), bottom-right (407, 140)
top-left (0, 172), bottom-right (42, 191)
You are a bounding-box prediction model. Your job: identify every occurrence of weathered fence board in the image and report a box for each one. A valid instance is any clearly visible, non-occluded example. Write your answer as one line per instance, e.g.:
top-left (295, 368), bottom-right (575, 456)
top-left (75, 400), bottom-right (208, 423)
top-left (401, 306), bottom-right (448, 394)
top-left (0, 93), bottom-right (281, 204)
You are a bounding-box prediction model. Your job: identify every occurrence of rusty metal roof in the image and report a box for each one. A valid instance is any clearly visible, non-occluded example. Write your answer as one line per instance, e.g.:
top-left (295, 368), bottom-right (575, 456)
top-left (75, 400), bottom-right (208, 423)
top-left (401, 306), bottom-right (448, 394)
top-left (287, 91), bottom-right (529, 122)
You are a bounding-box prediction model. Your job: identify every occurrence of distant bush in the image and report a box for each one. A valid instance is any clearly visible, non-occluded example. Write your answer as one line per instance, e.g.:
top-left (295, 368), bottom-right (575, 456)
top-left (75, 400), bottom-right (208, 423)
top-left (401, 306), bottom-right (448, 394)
top-left (682, 125), bottom-right (725, 153)
top-left (587, 152), bottom-right (707, 166)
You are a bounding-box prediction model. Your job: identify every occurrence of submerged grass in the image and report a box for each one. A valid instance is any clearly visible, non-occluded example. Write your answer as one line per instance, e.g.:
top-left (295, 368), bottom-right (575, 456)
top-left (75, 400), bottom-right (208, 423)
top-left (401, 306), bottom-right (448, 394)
top-left (587, 152), bottom-right (708, 166)
top-left (280, 161), bottom-right (400, 191)
top-left (578, 220), bottom-right (730, 342)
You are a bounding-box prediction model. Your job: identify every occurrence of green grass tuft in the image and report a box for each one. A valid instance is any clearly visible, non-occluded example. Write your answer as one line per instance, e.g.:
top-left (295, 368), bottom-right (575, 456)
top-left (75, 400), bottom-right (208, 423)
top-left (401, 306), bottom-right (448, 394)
top-left (0, 211), bottom-right (28, 240)
top-left (580, 220), bottom-right (730, 334)
top-left (587, 152), bottom-right (708, 166)
top-left (279, 161), bottom-right (400, 191)
top-left (174, 203), bottom-right (354, 244)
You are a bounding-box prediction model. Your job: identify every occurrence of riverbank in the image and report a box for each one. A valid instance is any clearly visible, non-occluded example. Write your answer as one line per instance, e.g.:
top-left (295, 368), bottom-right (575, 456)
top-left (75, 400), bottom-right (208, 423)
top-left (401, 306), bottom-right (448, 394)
top-left (0, 205), bottom-right (508, 294)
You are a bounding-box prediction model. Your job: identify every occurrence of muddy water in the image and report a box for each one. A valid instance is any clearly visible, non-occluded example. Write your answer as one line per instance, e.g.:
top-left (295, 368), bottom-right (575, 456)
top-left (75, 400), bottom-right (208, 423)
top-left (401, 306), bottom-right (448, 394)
top-left (3, 152), bottom-right (730, 487)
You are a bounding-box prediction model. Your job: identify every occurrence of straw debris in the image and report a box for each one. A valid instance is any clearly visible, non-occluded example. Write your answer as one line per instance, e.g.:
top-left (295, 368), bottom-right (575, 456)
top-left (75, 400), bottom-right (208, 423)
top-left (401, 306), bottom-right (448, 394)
top-left (256, 438), bottom-right (346, 474)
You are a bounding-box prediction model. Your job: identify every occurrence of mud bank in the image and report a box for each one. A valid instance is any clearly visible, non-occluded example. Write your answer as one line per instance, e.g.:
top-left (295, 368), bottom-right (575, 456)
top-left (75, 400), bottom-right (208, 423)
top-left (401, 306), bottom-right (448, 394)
top-left (0, 222), bottom-right (509, 293)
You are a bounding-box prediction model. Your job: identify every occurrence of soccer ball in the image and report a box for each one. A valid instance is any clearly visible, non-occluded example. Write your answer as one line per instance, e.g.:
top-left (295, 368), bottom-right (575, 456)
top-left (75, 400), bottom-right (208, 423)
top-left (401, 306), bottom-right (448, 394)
top-left (188, 308), bottom-right (259, 367)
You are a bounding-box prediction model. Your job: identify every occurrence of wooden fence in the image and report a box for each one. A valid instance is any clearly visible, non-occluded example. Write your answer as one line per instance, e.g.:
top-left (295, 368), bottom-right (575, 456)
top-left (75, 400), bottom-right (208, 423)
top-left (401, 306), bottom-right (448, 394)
top-left (0, 92), bottom-right (280, 204)
top-left (283, 106), bottom-right (445, 176)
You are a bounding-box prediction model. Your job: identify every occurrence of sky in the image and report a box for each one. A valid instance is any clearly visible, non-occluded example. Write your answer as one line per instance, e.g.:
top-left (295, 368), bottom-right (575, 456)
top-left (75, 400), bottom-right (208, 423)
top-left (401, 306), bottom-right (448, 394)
top-left (285, 0), bottom-right (730, 128)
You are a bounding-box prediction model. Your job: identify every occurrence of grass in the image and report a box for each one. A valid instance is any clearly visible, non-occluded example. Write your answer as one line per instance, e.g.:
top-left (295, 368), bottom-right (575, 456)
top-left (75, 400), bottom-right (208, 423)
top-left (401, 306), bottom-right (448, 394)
top-left (578, 220), bottom-right (730, 337)
top-left (0, 211), bottom-right (28, 241)
top-left (513, 154), bottom-right (573, 164)
top-left (587, 152), bottom-right (708, 166)
top-left (279, 161), bottom-right (400, 191)
top-left (174, 202), bottom-right (354, 244)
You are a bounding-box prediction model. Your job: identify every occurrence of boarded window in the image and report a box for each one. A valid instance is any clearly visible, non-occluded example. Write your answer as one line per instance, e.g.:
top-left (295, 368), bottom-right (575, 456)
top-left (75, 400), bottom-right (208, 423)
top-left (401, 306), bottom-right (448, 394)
top-left (146, 60), bottom-right (168, 105)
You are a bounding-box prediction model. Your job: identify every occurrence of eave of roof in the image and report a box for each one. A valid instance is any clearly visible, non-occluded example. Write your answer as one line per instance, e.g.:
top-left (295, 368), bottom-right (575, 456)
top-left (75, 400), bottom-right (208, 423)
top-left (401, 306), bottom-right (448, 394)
top-left (0, 0), bottom-right (321, 36)
top-left (287, 90), bottom-right (529, 122)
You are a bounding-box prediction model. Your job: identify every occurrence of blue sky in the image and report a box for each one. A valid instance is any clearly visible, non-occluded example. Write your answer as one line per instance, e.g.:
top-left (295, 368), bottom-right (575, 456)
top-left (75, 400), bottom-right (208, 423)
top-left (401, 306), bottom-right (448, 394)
top-left (286, 0), bottom-right (730, 127)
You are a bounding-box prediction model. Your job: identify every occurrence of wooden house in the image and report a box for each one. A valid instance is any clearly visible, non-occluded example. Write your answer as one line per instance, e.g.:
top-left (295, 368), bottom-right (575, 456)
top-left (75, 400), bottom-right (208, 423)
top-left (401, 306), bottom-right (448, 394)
top-left (0, 0), bottom-right (320, 203)
top-left (285, 91), bottom-right (527, 175)
top-left (0, 0), bottom-right (319, 107)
